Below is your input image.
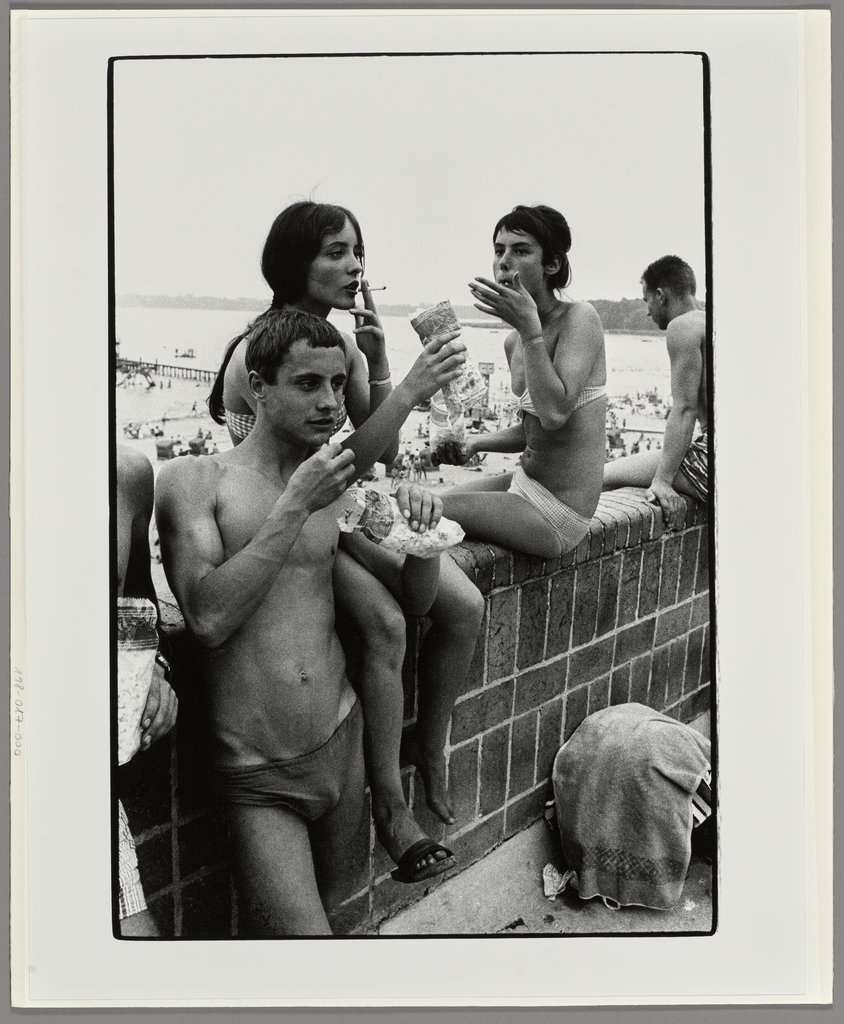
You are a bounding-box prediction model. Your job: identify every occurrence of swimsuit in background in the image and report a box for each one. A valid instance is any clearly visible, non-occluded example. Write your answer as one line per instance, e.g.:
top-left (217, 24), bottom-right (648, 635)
top-left (224, 399), bottom-right (348, 442)
top-left (678, 431), bottom-right (709, 503)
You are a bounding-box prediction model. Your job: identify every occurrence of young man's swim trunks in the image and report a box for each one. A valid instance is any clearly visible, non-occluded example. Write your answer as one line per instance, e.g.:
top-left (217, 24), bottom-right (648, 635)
top-left (508, 465), bottom-right (593, 552)
top-left (678, 431), bottom-right (709, 503)
top-left (118, 799), bottom-right (148, 919)
top-left (208, 698), bottom-right (363, 820)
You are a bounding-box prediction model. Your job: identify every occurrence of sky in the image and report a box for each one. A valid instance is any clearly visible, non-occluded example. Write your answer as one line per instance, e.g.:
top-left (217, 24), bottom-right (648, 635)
top-left (113, 52), bottom-right (706, 305)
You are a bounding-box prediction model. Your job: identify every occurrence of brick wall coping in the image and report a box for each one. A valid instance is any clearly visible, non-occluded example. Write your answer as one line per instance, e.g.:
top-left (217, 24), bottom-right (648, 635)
top-left (159, 486), bottom-right (705, 630)
top-left (443, 486), bottom-right (706, 595)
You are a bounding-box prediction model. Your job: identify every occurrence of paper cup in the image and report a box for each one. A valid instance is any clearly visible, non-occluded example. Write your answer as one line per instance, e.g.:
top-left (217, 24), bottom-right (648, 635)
top-left (410, 301), bottom-right (461, 341)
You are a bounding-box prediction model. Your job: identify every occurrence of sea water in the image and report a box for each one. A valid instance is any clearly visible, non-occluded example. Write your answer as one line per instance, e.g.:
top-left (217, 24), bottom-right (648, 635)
top-left (115, 305), bottom-right (671, 428)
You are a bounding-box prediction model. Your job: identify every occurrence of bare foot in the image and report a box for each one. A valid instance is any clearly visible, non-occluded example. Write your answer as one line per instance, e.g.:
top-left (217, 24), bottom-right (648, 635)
top-left (402, 731), bottom-right (456, 825)
top-left (372, 797), bottom-right (451, 879)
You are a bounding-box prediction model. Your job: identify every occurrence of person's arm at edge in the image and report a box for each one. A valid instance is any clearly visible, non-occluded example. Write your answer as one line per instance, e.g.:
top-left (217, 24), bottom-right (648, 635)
top-left (120, 449), bottom-right (158, 610)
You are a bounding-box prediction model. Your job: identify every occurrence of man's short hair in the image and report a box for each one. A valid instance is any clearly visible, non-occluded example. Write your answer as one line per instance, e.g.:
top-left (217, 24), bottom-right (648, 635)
top-left (641, 256), bottom-right (696, 297)
top-left (245, 309), bottom-right (345, 383)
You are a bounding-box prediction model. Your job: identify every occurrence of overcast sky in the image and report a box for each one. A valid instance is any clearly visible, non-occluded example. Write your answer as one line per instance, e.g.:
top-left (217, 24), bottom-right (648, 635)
top-left (114, 52), bottom-right (706, 305)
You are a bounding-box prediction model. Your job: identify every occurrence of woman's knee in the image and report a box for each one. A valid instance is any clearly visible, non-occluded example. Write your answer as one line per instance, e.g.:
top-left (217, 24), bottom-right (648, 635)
top-left (433, 569), bottom-right (485, 636)
top-left (357, 591), bottom-right (407, 654)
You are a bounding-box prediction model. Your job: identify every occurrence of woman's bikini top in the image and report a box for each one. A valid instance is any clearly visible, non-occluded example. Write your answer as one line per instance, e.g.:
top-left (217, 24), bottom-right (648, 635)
top-left (224, 400), bottom-right (348, 442)
top-left (512, 382), bottom-right (607, 418)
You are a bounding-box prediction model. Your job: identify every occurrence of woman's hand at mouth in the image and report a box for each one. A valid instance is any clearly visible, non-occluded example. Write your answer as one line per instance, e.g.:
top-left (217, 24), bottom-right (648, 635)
top-left (348, 279), bottom-right (387, 365)
top-left (468, 272), bottom-right (542, 336)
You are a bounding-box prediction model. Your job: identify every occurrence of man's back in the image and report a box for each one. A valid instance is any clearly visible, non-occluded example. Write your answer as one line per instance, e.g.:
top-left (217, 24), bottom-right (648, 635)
top-left (666, 308), bottom-right (707, 429)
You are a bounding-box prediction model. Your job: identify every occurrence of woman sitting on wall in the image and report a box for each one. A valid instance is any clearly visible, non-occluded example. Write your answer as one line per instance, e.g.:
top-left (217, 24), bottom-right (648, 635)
top-left (438, 204), bottom-right (607, 558)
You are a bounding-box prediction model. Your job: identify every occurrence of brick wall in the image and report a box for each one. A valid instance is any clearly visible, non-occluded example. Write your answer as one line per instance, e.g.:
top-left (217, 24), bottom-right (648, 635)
top-left (118, 487), bottom-right (712, 936)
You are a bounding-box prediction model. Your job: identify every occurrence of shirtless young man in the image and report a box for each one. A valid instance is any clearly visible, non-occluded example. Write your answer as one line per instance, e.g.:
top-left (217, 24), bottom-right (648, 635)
top-left (155, 310), bottom-right (458, 935)
top-left (603, 256), bottom-right (708, 528)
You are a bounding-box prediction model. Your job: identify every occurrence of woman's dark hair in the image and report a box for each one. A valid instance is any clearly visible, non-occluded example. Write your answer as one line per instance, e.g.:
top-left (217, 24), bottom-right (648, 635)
top-left (207, 201), bottom-right (363, 423)
top-left (492, 204), bottom-right (572, 292)
top-left (246, 308), bottom-right (345, 384)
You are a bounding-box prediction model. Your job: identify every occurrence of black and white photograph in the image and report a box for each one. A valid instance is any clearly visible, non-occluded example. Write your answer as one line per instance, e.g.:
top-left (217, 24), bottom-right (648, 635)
top-left (11, 5), bottom-right (831, 1007)
top-left (112, 48), bottom-right (714, 940)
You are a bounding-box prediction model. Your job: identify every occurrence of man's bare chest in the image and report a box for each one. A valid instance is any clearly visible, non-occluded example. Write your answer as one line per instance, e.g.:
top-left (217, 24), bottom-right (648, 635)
top-left (213, 471), bottom-right (340, 564)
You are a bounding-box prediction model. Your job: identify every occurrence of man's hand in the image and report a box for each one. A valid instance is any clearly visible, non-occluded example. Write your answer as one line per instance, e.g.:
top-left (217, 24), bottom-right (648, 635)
top-left (404, 332), bottom-right (467, 404)
top-left (140, 665), bottom-right (178, 750)
top-left (394, 483), bottom-right (443, 534)
top-left (646, 477), bottom-right (685, 530)
top-left (284, 443), bottom-right (357, 514)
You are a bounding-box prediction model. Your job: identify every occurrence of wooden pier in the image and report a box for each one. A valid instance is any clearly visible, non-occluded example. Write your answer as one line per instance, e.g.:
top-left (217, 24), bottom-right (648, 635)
top-left (117, 358), bottom-right (216, 385)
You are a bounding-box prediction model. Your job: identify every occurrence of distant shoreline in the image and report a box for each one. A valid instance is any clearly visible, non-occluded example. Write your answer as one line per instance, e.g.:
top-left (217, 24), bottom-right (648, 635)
top-left (116, 296), bottom-right (663, 336)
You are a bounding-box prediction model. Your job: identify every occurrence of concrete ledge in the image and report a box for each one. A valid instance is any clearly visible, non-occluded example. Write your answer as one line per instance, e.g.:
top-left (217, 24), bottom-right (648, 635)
top-left (122, 487), bottom-right (711, 936)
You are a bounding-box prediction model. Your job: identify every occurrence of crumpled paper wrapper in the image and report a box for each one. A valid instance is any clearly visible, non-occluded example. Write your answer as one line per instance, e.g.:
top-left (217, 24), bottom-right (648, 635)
top-left (338, 487), bottom-right (464, 558)
top-left (542, 863), bottom-right (578, 901)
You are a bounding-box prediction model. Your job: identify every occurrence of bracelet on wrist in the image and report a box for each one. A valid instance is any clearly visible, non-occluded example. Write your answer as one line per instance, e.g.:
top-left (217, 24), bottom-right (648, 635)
top-left (154, 650), bottom-right (172, 683)
top-left (368, 376), bottom-right (392, 386)
top-left (522, 332), bottom-right (545, 345)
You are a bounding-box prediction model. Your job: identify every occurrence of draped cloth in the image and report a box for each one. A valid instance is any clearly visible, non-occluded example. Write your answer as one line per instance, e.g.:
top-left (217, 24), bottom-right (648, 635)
top-left (117, 597), bottom-right (158, 766)
top-left (552, 702), bottom-right (711, 910)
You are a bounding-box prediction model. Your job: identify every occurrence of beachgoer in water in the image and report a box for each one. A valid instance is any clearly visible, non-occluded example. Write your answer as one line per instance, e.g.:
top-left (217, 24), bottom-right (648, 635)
top-left (436, 204), bottom-right (607, 557)
top-left (207, 202), bottom-right (483, 840)
top-left (116, 446), bottom-right (179, 936)
top-left (157, 312), bottom-right (455, 934)
top-left (603, 256), bottom-right (708, 528)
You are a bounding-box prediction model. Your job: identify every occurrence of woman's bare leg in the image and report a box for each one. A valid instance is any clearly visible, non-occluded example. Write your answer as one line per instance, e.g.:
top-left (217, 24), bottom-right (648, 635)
top-left (405, 555), bottom-right (485, 823)
top-left (333, 549), bottom-right (446, 876)
top-left (440, 490), bottom-right (565, 559)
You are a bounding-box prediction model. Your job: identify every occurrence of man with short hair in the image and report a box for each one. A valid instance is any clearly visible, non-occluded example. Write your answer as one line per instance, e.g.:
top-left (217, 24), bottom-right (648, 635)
top-left (603, 256), bottom-right (708, 527)
top-left (155, 310), bottom-right (455, 935)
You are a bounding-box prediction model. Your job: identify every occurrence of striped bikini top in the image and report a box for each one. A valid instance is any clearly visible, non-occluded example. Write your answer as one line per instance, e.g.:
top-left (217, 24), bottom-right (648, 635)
top-left (224, 400), bottom-right (348, 442)
top-left (512, 382), bottom-right (607, 418)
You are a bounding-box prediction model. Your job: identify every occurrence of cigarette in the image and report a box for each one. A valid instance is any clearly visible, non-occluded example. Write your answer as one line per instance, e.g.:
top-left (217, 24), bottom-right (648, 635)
top-left (366, 285), bottom-right (387, 291)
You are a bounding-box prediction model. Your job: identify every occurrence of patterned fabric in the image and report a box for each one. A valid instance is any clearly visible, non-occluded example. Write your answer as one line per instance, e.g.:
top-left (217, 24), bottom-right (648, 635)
top-left (679, 430), bottom-right (709, 502)
top-left (224, 400), bottom-right (348, 441)
top-left (508, 466), bottom-right (592, 552)
top-left (224, 408), bottom-right (256, 440)
top-left (117, 800), bottom-right (147, 919)
top-left (512, 382), bottom-right (607, 418)
top-left (552, 703), bottom-right (711, 910)
top-left (116, 597), bottom-right (158, 765)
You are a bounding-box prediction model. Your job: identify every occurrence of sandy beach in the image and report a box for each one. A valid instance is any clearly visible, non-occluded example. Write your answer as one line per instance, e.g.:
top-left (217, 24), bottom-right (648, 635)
top-left (117, 375), bottom-right (526, 493)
